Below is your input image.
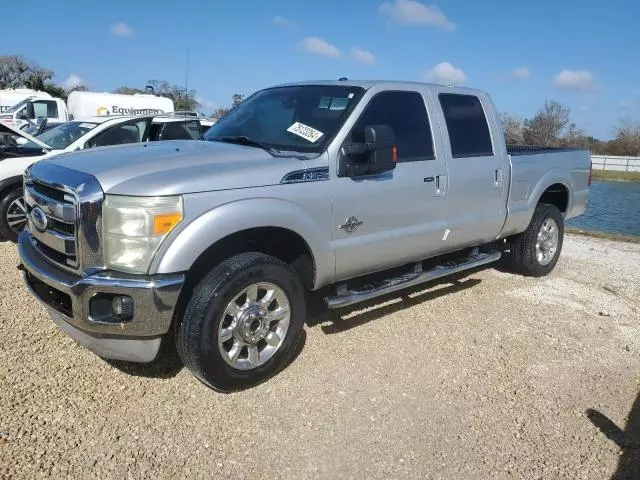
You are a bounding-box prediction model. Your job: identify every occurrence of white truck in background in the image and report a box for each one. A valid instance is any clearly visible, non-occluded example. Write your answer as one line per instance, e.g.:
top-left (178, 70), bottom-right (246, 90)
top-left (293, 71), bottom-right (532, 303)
top-left (0, 91), bottom-right (175, 130)
top-left (0, 88), bottom-right (56, 114)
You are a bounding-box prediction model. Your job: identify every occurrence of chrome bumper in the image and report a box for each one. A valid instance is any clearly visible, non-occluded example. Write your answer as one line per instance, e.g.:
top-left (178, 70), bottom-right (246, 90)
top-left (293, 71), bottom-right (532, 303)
top-left (18, 230), bottom-right (185, 362)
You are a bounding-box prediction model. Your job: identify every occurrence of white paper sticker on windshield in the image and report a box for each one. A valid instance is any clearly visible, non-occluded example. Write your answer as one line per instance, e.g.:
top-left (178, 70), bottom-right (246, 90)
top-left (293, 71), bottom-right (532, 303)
top-left (79, 123), bottom-right (96, 129)
top-left (287, 122), bottom-right (324, 143)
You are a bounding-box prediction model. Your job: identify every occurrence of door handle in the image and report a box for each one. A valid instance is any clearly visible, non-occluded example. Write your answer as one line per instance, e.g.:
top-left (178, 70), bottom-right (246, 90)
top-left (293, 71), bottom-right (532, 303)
top-left (494, 169), bottom-right (503, 188)
top-left (435, 174), bottom-right (446, 196)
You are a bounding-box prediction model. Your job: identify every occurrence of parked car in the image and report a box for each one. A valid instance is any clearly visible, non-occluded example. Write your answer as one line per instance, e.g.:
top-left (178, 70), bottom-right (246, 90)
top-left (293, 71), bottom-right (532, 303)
top-left (0, 90), bottom-right (174, 130)
top-left (18, 80), bottom-right (591, 391)
top-left (0, 115), bottom-right (203, 240)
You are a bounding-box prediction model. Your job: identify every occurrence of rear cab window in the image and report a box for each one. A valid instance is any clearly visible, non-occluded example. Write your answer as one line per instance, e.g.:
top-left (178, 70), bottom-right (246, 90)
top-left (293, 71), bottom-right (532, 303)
top-left (154, 120), bottom-right (202, 141)
top-left (438, 94), bottom-right (493, 158)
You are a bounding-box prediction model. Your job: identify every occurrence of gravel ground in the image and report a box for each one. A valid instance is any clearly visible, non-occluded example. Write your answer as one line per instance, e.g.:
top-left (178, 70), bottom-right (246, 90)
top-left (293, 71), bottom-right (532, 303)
top-left (1, 234), bottom-right (638, 479)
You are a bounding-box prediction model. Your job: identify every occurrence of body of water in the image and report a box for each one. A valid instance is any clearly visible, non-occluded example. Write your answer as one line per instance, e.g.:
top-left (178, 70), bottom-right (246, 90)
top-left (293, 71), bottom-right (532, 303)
top-left (567, 180), bottom-right (640, 237)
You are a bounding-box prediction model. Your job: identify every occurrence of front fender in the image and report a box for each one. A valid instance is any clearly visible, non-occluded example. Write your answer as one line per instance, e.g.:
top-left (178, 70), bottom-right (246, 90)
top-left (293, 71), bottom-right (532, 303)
top-left (151, 197), bottom-right (334, 289)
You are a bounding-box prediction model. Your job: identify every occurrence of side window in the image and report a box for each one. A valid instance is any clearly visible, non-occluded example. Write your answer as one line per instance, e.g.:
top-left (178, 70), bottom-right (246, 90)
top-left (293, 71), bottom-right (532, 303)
top-left (350, 91), bottom-right (434, 162)
top-left (439, 94), bottom-right (493, 158)
top-left (32, 100), bottom-right (58, 119)
top-left (156, 121), bottom-right (202, 140)
top-left (86, 119), bottom-right (149, 148)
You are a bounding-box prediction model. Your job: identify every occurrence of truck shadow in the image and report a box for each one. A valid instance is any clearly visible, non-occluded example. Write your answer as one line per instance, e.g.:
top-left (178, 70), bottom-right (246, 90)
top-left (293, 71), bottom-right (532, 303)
top-left (105, 329), bottom-right (308, 385)
top-left (586, 392), bottom-right (640, 479)
top-left (306, 272), bottom-right (482, 334)
top-left (106, 348), bottom-right (184, 379)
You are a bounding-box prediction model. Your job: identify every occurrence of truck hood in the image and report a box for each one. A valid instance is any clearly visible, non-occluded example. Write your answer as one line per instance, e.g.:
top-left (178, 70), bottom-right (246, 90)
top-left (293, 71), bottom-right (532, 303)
top-left (0, 121), bottom-right (51, 150)
top-left (45, 140), bottom-right (310, 195)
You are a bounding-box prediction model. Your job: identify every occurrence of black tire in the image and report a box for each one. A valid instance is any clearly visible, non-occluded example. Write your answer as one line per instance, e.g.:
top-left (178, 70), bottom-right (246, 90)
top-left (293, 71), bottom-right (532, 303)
top-left (177, 252), bottom-right (306, 392)
top-left (0, 187), bottom-right (26, 242)
top-left (510, 203), bottom-right (564, 277)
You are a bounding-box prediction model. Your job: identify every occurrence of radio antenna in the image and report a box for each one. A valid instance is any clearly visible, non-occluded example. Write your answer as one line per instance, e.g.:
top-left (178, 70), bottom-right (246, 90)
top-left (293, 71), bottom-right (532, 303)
top-left (184, 47), bottom-right (190, 118)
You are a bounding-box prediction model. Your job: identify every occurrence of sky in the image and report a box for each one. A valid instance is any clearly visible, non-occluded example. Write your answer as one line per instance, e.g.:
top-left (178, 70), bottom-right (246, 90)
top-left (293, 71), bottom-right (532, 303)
top-left (2, 0), bottom-right (639, 139)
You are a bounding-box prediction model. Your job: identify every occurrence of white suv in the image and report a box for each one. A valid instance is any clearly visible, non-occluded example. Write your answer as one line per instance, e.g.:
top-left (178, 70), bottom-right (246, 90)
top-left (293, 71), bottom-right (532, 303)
top-left (0, 115), bottom-right (204, 241)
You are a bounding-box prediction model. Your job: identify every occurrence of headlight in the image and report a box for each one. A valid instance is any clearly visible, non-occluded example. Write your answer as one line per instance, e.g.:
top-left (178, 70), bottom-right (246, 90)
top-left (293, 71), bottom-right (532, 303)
top-left (103, 195), bottom-right (183, 273)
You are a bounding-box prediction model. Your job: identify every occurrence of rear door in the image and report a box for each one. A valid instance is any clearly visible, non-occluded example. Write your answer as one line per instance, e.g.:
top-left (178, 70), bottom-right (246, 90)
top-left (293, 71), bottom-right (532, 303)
top-left (433, 92), bottom-right (508, 248)
top-left (84, 118), bottom-right (152, 148)
top-left (331, 89), bottom-right (448, 281)
top-left (154, 120), bottom-right (202, 141)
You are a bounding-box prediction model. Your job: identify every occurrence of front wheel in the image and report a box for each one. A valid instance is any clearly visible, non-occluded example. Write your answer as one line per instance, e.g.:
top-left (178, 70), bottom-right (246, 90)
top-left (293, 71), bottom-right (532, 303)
top-left (0, 187), bottom-right (27, 242)
top-left (510, 203), bottom-right (564, 277)
top-left (177, 252), bottom-right (306, 392)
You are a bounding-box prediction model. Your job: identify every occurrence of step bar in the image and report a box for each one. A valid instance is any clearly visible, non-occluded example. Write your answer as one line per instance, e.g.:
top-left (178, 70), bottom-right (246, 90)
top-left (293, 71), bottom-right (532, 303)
top-left (325, 250), bottom-right (502, 309)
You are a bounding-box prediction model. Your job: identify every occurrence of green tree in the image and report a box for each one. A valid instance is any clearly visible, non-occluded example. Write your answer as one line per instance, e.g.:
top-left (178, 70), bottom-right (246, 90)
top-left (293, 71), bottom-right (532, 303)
top-left (232, 93), bottom-right (244, 107)
top-left (113, 82), bottom-right (200, 111)
top-left (147, 80), bottom-right (199, 111)
top-left (607, 117), bottom-right (640, 156)
top-left (0, 55), bottom-right (53, 89)
top-left (500, 113), bottom-right (524, 145)
top-left (523, 100), bottom-right (570, 146)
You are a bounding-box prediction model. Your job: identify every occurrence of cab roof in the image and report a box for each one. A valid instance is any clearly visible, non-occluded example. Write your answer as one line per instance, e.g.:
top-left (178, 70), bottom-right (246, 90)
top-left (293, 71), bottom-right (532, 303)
top-left (274, 79), bottom-right (488, 96)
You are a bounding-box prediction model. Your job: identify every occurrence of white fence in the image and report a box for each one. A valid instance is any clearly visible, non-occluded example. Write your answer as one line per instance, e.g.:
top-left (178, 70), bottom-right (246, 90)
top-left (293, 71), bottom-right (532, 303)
top-left (591, 155), bottom-right (640, 172)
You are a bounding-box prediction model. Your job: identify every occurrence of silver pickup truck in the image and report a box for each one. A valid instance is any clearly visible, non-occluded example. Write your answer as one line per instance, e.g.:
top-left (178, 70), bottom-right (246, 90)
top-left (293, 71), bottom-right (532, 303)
top-left (18, 80), bottom-right (591, 391)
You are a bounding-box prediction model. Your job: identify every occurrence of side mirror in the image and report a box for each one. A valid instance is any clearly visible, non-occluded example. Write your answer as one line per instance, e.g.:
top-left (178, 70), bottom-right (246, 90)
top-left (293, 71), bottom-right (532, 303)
top-left (25, 102), bottom-right (35, 119)
top-left (339, 125), bottom-right (397, 177)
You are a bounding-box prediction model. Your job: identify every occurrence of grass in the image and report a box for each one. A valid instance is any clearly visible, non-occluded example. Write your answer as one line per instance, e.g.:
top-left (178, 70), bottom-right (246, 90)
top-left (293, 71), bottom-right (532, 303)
top-left (591, 170), bottom-right (640, 182)
top-left (566, 228), bottom-right (640, 244)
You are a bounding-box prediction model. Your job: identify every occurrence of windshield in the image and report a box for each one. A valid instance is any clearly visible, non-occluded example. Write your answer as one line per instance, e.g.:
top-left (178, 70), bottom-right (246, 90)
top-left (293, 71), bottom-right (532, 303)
top-left (4, 99), bottom-right (28, 114)
top-left (21, 121), bottom-right (98, 151)
top-left (204, 85), bottom-right (364, 153)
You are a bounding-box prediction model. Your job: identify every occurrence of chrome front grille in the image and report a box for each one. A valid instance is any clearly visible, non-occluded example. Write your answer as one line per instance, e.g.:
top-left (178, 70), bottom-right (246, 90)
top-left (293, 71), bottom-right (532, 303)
top-left (24, 162), bottom-right (105, 274)
top-left (24, 180), bottom-right (79, 270)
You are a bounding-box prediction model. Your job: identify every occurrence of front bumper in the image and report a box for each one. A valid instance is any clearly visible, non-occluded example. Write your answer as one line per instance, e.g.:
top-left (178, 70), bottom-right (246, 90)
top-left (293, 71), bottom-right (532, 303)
top-left (18, 230), bottom-right (184, 362)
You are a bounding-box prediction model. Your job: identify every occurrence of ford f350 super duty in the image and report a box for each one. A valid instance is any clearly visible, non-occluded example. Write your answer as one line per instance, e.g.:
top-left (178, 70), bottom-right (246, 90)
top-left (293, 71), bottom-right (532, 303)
top-left (18, 80), bottom-right (591, 391)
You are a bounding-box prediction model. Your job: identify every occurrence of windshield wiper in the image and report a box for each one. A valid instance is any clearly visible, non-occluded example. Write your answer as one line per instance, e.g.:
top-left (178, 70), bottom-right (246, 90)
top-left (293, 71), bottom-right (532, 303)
top-left (209, 136), bottom-right (278, 156)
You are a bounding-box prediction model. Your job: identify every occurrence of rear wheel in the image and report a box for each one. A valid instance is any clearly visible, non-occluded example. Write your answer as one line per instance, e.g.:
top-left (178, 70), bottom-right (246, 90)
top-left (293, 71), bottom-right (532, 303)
top-left (177, 252), bottom-right (306, 392)
top-left (0, 187), bottom-right (27, 242)
top-left (510, 203), bottom-right (564, 277)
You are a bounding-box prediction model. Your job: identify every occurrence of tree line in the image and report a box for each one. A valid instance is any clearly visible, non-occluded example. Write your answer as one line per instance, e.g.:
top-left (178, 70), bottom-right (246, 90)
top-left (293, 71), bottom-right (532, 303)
top-left (0, 55), bottom-right (242, 118)
top-left (501, 100), bottom-right (640, 156)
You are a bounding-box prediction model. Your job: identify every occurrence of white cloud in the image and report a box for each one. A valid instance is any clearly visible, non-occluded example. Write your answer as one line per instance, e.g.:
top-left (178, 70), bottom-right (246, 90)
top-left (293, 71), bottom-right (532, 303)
top-left (512, 67), bottom-right (530, 80)
top-left (62, 74), bottom-right (84, 89)
top-left (423, 62), bottom-right (466, 85)
top-left (618, 101), bottom-right (634, 109)
top-left (110, 22), bottom-right (134, 37)
top-left (351, 47), bottom-right (376, 66)
top-left (196, 97), bottom-right (218, 110)
top-left (273, 15), bottom-right (295, 29)
top-left (498, 67), bottom-right (530, 81)
top-left (299, 37), bottom-right (341, 59)
top-left (553, 69), bottom-right (595, 91)
top-left (379, 0), bottom-right (454, 30)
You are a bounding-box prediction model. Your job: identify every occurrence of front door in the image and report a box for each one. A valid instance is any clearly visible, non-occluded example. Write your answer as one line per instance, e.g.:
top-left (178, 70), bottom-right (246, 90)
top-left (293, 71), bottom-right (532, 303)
top-left (31, 99), bottom-right (62, 124)
top-left (331, 89), bottom-right (448, 281)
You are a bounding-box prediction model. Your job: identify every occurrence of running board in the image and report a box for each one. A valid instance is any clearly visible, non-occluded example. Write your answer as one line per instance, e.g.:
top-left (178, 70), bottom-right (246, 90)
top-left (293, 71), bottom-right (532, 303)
top-left (325, 250), bottom-right (502, 309)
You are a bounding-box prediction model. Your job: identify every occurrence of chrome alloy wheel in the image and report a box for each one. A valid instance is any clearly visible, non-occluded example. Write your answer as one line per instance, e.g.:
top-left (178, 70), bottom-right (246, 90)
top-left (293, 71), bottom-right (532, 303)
top-left (218, 282), bottom-right (291, 370)
top-left (535, 218), bottom-right (559, 266)
top-left (6, 196), bottom-right (27, 234)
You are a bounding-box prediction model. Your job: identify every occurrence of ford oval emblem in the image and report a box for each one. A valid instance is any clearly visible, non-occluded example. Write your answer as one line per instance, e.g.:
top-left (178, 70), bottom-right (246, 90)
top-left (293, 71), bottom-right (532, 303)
top-left (30, 207), bottom-right (48, 232)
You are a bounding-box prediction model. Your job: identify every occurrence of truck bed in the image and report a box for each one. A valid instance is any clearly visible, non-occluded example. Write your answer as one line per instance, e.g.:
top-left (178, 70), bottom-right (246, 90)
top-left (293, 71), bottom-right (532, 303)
top-left (500, 146), bottom-right (591, 238)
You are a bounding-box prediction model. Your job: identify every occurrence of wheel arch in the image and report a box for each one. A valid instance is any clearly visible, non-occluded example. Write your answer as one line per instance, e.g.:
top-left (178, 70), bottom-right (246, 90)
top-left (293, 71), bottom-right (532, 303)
top-left (152, 197), bottom-right (334, 289)
top-left (0, 175), bottom-right (23, 196)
